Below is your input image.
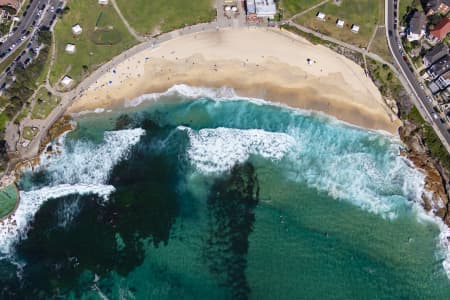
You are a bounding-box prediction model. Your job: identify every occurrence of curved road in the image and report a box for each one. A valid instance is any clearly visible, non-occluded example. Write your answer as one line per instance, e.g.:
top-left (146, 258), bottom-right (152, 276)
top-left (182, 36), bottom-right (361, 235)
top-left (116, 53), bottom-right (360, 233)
top-left (385, 0), bottom-right (450, 151)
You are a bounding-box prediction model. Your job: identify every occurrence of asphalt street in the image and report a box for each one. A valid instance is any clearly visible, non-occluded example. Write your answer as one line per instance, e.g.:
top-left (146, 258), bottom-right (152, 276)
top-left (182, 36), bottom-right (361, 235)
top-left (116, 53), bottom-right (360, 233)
top-left (386, 0), bottom-right (450, 150)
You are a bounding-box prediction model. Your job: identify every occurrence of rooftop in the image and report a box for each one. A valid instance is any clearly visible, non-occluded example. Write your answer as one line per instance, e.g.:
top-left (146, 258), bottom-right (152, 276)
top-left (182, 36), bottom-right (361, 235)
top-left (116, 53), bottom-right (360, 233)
top-left (428, 55), bottom-right (450, 78)
top-left (431, 17), bottom-right (450, 40)
top-left (255, 0), bottom-right (276, 18)
top-left (409, 11), bottom-right (427, 34)
top-left (423, 43), bottom-right (449, 67)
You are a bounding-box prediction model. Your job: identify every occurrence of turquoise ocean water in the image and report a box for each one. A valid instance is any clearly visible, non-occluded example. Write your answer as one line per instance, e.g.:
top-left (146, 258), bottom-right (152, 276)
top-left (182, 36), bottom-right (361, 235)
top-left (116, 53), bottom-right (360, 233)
top-left (0, 86), bottom-right (450, 299)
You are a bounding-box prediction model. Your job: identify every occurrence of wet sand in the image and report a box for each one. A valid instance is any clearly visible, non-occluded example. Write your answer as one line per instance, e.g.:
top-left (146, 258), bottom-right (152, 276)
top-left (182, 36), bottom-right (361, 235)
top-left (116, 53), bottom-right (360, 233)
top-left (68, 27), bottom-right (401, 134)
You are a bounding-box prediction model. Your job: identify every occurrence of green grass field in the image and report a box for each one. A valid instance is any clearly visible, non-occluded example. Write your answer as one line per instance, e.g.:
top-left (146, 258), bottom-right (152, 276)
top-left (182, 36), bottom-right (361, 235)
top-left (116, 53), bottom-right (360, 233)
top-left (280, 0), bottom-right (323, 18)
top-left (115, 0), bottom-right (216, 35)
top-left (23, 126), bottom-right (38, 140)
top-left (295, 0), bottom-right (384, 48)
top-left (49, 1), bottom-right (137, 86)
top-left (31, 87), bottom-right (60, 119)
top-left (0, 185), bottom-right (18, 219)
top-left (369, 27), bottom-right (393, 64)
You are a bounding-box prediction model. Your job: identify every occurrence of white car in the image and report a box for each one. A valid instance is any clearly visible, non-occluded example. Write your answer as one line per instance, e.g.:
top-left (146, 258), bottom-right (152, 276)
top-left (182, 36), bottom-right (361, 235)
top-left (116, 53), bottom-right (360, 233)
top-left (433, 112), bottom-right (439, 120)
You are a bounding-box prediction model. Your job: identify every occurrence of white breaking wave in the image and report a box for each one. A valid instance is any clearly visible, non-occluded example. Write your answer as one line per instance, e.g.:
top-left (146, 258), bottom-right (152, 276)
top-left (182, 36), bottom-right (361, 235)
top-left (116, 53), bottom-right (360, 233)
top-left (70, 108), bottom-right (113, 117)
top-left (38, 128), bottom-right (145, 184)
top-left (180, 125), bottom-right (425, 218)
top-left (0, 128), bottom-right (146, 255)
top-left (179, 126), bottom-right (296, 173)
top-left (0, 184), bottom-right (116, 254)
top-left (125, 84), bottom-right (239, 108)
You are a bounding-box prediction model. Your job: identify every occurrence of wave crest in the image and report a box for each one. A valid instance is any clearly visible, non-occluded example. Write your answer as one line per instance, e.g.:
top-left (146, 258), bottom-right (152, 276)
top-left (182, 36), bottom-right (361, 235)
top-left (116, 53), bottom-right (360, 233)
top-left (179, 126), bottom-right (296, 173)
top-left (0, 184), bottom-right (115, 255)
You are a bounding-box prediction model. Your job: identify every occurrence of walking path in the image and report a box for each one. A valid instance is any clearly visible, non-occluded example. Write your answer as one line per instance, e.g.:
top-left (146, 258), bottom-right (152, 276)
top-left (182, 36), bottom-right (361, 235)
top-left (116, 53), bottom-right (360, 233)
top-left (288, 0), bottom-right (330, 21)
top-left (6, 2), bottom-right (403, 172)
top-left (110, 0), bottom-right (146, 42)
top-left (366, 25), bottom-right (380, 52)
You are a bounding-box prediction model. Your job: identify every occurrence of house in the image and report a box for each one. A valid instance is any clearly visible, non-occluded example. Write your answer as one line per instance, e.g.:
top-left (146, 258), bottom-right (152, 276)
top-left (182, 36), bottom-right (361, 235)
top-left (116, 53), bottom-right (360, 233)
top-left (424, 0), bottom-right (450, 16)
top-left (245, 0), bottom-right (276, 18)
top-left (423, 43), bottom-right (449, 67)
top-left (246, 0), bottom-right (256, 17)
top-left (61, 75), bottom-right (73, 86)
top-left (316, 12), bottom-right (326, 21)
top-left (65, 43), bottom-right (76, 54)
top-left (440, 86), bottom-right (450, 102)
top-left (429, 81), bottom-right (441, 93)
top-left (0, 0), bottom-right (19, 14)
top-left (430, 17), bottom-right (450, 40)
top-left (98, 0), bottom-right (108, 4)
top-left (435, 70), bottom-right (450, 91)
top-left (71, 24), bottom-right (82, 35)
top-left (336, 19), bottom-right (344, 28)
top-left (428, 55), bottom-right (450, 79)
top-left (351, 24), bottom-right (360, 33)
top-left (407, 11), bottom-right (426, 41)
top-left (254, 0), bottom-right (276, 19)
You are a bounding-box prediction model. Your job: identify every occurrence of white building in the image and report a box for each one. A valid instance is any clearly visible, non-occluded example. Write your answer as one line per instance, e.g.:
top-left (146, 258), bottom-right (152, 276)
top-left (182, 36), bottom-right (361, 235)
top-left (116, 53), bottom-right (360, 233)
top-left (61, 75), bottom-right (73, 86)
top-left (406, 11), bottom-right (426, 42)
top-left (317, 12), bottom-right (326, 21)
top-left (351, 24), bottom-right (360, 33)
top-left (65, 43), bottom-right (76, 54)
top-left (253, 0), bottom-right (276, 19)
top-left (336, 19), bottom-right (344, 28)
top-left (72, 24), bottom-right (82, 35)
top-left (98, 0), bottom-right (108, 4)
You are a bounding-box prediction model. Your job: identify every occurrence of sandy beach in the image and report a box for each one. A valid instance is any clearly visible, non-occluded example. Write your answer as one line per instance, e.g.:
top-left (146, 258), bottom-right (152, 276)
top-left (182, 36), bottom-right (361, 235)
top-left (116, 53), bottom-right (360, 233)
top-left (68, 27), bottom-right (401, 134)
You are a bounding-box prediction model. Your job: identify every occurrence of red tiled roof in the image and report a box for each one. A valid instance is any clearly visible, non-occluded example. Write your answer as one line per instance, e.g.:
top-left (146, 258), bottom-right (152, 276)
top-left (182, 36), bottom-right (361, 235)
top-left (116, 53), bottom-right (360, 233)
top-left (431, 17), bottom-right (450, 40)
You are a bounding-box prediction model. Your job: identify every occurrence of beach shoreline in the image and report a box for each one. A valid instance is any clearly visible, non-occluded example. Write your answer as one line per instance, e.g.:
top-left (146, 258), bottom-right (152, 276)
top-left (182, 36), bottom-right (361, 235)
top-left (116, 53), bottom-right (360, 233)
top-left (67, 27), bottom-right (401, 134)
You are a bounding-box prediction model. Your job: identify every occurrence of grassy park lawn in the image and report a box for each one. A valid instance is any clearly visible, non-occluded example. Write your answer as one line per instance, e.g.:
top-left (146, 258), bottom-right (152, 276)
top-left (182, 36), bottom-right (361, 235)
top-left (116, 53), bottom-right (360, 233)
top-left (31, 87), bottom-right (60, 119)
top-left (0, 185), bottom-right (18, 218)
top-left (49, 1), bottom-right (137, 86)
top-left (23, 126), bottom-right (38, 140)
top-left (369, 27), bottom-right (393, 63)
top-left (115, 0), bottom-right (216, 35)
top-left (280, 0), bottom-right (324, 18)
top-left (295, 0), bottom-right (384, 48)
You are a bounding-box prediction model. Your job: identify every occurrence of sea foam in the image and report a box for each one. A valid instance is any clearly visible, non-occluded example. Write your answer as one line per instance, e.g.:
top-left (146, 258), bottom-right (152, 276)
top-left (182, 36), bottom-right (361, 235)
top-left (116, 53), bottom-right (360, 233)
top-left (38, 128), bottom-right (145, 184)
top-left (180, 125), bottom-right (424, 218)
top-left (179, 126), bottom-right (296, 173)
top-left (0, 184), bottom-right (116, 255)
top-left (0, 128), bottom-right (146, 255)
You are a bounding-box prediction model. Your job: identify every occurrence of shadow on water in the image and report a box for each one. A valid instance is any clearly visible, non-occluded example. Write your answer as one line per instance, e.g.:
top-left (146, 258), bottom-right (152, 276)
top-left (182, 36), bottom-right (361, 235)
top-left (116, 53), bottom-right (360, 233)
top-left (204, 162), bottom-right (260, 300)
top-left (0, 116), bottom-right (184, 298)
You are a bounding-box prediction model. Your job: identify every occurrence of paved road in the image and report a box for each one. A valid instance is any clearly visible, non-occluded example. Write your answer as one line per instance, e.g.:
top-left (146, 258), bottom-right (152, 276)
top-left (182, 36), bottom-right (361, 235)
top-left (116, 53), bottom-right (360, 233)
top-left (0, 0), bottom-right (50, 62)
top-left (385, 0), bottom-right (450, 150)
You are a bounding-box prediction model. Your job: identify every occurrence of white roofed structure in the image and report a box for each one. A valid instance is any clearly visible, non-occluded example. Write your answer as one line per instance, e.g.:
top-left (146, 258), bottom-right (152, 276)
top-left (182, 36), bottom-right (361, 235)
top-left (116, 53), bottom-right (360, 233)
top-left (72, 24), bottom-right (82, 35)
top-left (98, 0), bottom-right (108, 4)
top-left (61, 76), bottom-right (73, 86)
top-left (65, 43), bottom-right (76, 53)
top-left (351, 24), bottom-right (360, 33)
top-left (245, 0), bottom-right (276, 19)
top-left (336, 19), bottom-right (344, 27)
top-left (316, 12), bottom-right (326, 21)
